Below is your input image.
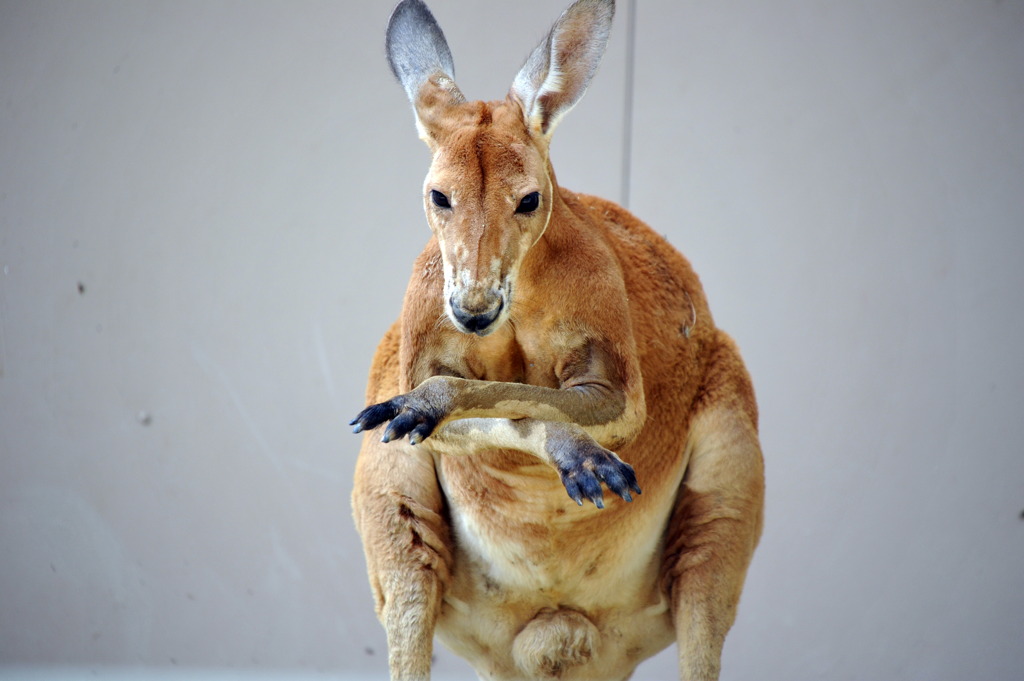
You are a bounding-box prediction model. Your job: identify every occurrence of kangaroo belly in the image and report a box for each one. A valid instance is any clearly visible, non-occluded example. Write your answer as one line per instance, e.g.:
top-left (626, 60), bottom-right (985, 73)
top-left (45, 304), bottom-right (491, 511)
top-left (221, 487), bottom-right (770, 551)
top-left (433, 451), bottom-right (678, 680)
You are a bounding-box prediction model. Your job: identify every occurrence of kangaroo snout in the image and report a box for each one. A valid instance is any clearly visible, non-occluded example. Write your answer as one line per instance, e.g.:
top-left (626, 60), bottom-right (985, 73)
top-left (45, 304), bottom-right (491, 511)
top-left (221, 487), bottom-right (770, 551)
top-left (449, 286), bottom-right (505, 335)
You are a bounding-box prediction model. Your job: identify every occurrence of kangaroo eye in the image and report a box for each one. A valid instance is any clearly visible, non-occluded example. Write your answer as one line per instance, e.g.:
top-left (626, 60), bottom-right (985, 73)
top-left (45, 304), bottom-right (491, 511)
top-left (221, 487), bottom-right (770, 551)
top-left (430, 190), bottom-right (451, 209)
top-left (516, 192), bottom-right (541, 214)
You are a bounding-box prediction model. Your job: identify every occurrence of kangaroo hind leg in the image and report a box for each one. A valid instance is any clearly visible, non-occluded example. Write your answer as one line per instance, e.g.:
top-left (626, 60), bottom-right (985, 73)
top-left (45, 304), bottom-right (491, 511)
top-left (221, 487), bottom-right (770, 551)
top-left (663, 334), bottom-right (765, 681)
top-left (352, 324), bottom-right (453, 681)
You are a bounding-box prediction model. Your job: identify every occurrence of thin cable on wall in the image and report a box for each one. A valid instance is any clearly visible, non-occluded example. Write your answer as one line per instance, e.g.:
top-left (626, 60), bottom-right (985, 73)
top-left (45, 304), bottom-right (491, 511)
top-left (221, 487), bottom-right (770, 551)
top-left (620, 0), bottom-right (637, 209)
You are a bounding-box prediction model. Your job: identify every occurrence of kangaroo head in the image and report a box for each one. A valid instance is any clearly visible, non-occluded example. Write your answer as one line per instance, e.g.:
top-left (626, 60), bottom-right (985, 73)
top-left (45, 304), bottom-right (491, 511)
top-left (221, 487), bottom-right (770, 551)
top-left (386, 0), bottom-right (614, 336)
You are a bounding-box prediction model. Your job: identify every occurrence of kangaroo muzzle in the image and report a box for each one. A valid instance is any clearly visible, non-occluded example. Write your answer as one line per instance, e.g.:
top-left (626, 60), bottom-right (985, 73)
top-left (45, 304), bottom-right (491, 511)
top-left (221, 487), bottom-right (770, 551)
top-left (449, 283), bottom-right (506, 336)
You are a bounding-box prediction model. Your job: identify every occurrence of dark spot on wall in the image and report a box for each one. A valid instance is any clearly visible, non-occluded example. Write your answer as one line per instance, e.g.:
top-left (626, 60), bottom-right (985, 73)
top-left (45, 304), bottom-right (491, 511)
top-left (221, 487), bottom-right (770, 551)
top-left (77, 282), bottom-right (85, 295)
top-left (364, 647), bottom-right (375, 656)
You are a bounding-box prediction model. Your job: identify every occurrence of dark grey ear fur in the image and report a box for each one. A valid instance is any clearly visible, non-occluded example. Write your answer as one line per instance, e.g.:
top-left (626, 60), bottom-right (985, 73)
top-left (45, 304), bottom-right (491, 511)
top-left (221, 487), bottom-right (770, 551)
top-left (385, 0), bottom-right (457, 104)
top-left (511, 0), bottom-right (614, 136)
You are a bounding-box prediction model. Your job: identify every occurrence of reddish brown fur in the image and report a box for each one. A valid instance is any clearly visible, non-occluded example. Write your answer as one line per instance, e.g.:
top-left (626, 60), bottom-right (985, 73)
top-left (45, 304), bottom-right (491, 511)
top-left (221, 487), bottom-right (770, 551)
top-left (352, 2), bottom-right (763, 679)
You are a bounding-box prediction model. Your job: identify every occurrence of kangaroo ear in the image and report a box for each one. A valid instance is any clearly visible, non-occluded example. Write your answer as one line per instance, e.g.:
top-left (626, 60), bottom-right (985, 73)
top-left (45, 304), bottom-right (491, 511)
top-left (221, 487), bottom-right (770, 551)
top-left (510, 0), bottom-right (614, 137)
top-left (386, 0), bottom-right (464, 140)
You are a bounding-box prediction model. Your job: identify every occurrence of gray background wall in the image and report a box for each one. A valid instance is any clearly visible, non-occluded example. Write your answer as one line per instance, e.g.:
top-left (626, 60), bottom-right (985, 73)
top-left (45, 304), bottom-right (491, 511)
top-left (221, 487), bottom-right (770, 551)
top-left (1, 1), bottom-right (1022, 679)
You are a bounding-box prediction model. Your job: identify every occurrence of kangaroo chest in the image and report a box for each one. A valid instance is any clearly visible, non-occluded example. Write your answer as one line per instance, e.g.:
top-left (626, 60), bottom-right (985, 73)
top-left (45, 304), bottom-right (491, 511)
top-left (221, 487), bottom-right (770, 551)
top-left (438, 311), bottom-right (605, 390)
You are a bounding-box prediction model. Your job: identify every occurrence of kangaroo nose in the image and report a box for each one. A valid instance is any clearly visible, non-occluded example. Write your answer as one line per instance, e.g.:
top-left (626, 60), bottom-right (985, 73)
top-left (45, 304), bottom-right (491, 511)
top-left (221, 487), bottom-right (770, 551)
top-left (450, 293), bottom-right (504, 336)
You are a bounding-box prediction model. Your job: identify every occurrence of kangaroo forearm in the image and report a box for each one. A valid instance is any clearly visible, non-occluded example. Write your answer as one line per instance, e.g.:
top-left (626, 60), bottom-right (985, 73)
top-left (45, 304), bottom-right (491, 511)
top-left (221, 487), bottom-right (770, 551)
top-left (351, 368), bottom-right (645, 450)
top-left (425, 417), bottom-right (642, 507)
top-left (426, 417), bottom-right (551, 459)
top-left (435, 376), bottom-right (627, 427)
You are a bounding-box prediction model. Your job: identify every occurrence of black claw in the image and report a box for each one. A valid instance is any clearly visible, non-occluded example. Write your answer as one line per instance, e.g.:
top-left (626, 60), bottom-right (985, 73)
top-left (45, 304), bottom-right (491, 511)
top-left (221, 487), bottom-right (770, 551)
top-left (617, 462), bottom-right (641, 497)
top-left (578, 475), bottom-right (605, 509)
top-left (602, 462), bottom-right (641, 503)
top-left (601, 468), bottom-right (627, 496)
top-left (350, 400), bottom-right (401, 434)
top-left (563, 478), bottom-right (584, 506)
top-left (385, 411), bottom-right (416, 441)
top-left (409, 421), bottom-right (434, 445)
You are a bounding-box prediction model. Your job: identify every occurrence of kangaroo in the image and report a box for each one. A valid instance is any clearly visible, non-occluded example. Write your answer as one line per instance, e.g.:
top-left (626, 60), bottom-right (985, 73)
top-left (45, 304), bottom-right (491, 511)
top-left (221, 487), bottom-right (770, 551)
top-left (350, 1), bottom-right (764, 679)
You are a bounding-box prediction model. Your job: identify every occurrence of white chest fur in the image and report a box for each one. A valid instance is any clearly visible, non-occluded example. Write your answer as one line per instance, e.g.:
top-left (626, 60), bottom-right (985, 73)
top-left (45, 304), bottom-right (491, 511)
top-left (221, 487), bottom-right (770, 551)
top-left (434, 455), bottom-right (678, 680)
